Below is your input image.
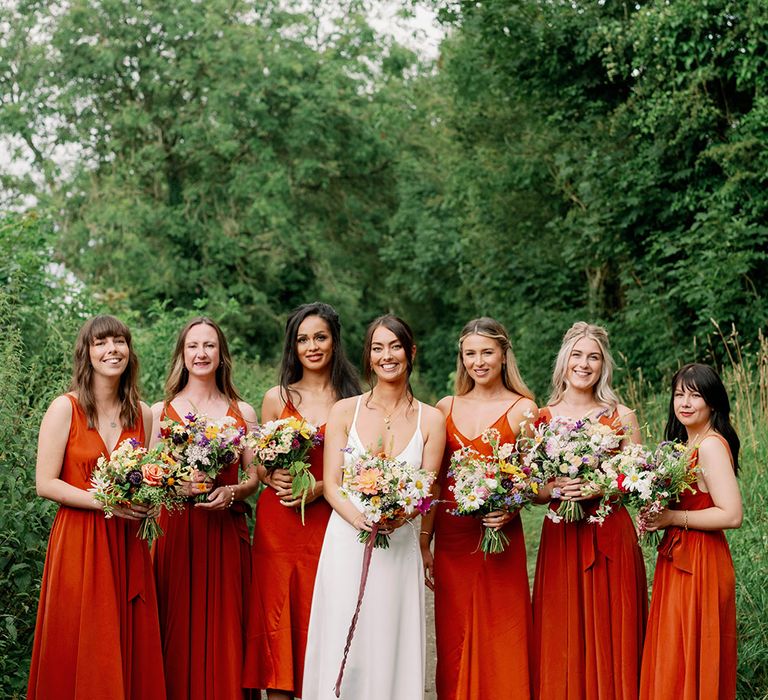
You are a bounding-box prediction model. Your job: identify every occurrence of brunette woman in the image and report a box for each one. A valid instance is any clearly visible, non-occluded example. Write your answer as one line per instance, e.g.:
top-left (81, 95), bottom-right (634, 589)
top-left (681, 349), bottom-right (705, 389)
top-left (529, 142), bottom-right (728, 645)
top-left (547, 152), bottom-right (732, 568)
top-left (243, 302), bottom-right (360, 700)
top-left (639, 363), bottom-right (741, 700)
top-left (302, 315), bottom-right (445, 700)
top-left (151, 317), bottom-right (258, 700)
top-left (420, 317), bottom-right (538, 699)
top-left (28, 315), bottom-right (166, 700)
top-left (531, 322), bottom-right (647, 700)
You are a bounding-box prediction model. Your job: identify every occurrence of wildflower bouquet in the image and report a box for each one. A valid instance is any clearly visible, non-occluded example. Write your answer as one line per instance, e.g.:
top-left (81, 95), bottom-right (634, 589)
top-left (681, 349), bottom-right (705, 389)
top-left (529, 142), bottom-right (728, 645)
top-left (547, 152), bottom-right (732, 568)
top-left (583, 441), bottom-right (694, 544)
top-left (90, 438), bottom-right (185, 543)
top-left (159, 412), bottom-right (246, 501)
top-left (248, 417), bottom-right (323, 522)
top-left (339, 451), bottom-right (435, 549)
top-left (518, 414), bottom-right (624, 522)
top-left (448, 427), bottom-right (543, 554)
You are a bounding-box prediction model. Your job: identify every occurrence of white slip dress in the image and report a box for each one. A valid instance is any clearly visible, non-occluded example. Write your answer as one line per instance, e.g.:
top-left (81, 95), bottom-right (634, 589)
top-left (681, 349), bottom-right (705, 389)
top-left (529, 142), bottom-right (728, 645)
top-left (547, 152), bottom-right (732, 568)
top-left (301, 397), bottom-right (426, 700)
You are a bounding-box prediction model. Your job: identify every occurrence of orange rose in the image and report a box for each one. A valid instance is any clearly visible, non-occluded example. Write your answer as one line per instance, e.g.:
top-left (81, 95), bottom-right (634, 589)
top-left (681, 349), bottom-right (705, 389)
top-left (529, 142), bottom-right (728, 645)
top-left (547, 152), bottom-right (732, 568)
top-left (141, 463), bottom-right (165, 486)
top-left (352, 468), bottom-right (382, 495)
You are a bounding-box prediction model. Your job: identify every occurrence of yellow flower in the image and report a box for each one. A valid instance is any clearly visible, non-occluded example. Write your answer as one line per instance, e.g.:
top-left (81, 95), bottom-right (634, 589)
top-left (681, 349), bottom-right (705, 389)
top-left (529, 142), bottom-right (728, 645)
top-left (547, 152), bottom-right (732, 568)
top-left (499, 461), bottom-right (515, 474)
top-left (531, 482), bottom-right (539, 495)
top-left (288, 418), bottom-right (312, 439)
top-left (205, 425), bottom-right (220, 440)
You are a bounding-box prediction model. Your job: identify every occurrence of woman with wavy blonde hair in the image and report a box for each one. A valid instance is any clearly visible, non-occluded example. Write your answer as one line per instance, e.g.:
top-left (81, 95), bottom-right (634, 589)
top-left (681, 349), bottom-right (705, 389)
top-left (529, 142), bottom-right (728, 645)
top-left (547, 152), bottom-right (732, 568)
top-left (421, 317), bottom-right (538, 699)
top-left (532, 321), bottom-right (647, 700)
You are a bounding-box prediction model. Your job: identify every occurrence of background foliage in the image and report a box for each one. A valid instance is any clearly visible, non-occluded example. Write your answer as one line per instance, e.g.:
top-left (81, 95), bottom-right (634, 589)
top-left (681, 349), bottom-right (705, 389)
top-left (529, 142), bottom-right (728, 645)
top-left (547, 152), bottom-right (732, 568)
top-left (1, 0), bottom-right (767, 697)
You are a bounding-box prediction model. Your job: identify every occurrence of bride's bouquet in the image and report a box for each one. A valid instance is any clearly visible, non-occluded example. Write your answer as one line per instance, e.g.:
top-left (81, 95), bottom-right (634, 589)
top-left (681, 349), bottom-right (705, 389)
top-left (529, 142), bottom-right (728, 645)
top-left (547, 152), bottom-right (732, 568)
top-left (90, 438), bottom-right (185, 543)
top-left (159, 412), bottom-right (246, 500)
top-left (448, 427), bottom-right (543, 554)
top-left (339, 451), bottom-right (435, 548)
top-left (247, 417), bottom-right (323, 523)
top-left (518, 413), bottom-right (623, 522)
top-left (581, 441), bottom-right (694, 544)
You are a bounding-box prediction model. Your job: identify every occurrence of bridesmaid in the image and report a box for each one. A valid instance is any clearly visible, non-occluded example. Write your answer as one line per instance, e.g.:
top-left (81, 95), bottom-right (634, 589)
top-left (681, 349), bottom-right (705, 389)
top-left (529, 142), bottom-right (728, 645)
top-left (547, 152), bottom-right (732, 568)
top-left (28, 314), bottom-right (166, 700)
top-left (421, 317), bottom-right (538, 700)
top-left (302, 314), bottom-right (446, 700)
top-left (151, 317), bottom-right (259, 700)
top-left (531, 321), bottom-right (647, 700)
top-left (243, 302), bottom-right (361, 700)
top-left (640, 363), bottom-right (741, 700)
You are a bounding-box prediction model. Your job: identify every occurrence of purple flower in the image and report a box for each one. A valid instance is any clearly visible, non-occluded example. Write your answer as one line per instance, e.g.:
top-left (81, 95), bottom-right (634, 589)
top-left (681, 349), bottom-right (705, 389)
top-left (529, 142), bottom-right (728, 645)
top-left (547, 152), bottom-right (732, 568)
top-left (128, 438), bottom-right (141, 449)
top-left (416, 497), bottom-right (434, 515)
top-left (172, 432), bottom-right (188, 445)
top-left (127, 470), bottom-right (143, 486)
top-left (313, 434), bottom-right (325, 446)
top-left (185, 412), bottom-right (196, 422)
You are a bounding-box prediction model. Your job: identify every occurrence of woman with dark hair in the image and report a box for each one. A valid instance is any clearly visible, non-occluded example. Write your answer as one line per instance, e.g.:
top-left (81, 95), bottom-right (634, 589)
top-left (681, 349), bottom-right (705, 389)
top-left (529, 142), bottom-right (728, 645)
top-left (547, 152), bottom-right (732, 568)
top-left (243, 302), bottom-right (361, 700)
top-left (28, 315), bottom-right (166, 699)
top-left (531, 322), bottom-right (647, 700)
top-left (302, 314), bottom-right (446, 700)
top-left (420, 317), bottom-right (538, 699)
top-left (150, 317), bottom-right (259, 700)
top-left (640, 363), bottom-right (742, 700)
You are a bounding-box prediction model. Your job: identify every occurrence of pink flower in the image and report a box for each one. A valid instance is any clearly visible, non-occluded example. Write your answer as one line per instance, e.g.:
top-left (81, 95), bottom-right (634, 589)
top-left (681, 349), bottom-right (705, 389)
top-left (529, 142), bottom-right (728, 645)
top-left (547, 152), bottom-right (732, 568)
top-left (353, 468), bottom-right (383, 495)
top-left (142, 463), bottom-right (164, 486)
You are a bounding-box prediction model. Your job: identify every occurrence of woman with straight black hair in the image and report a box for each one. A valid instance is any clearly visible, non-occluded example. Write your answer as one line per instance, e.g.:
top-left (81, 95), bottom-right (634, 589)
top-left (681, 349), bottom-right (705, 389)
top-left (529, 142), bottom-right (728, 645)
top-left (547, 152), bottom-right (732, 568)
top-left (302, 314), bottom-right (446, 700)
top-left (640, 363), bottom-right (742, 700)
top-left (244, 302), bottom-right (360, 700)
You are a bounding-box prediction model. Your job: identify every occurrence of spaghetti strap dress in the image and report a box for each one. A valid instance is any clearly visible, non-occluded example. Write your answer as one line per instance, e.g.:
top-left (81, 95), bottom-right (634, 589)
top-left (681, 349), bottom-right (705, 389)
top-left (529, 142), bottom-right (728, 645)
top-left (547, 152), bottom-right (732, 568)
top-left (432, 396), bottom-right (533, 700)
top-left (243, 401), bottom-right (331, 694)
top-left (639, 435), bottom-right (737, 700)
top-left (531, 407), bottom-right (648, 700)
top-left (27, 394), bottom-right (166, 700)
top-left (153, 403), bottom-right (251, 700)
top-left (302, 397), bottom-right (427, 700)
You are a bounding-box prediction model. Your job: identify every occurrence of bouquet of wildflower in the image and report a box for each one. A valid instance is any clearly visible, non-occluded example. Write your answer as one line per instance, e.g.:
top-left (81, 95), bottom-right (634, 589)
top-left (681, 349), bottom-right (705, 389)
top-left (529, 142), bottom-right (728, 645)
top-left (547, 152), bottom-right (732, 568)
top-left (159, 412), bottom-right (246, 501)
top-left (90, 438), bottom-right (186, 543)
top-left (247, 417), bottom-right (323, 523)
top-left (339, 452), bottom-right (435, 549)
top-left (518, 414), bottom-right (624, 522)
top-left (585, 441), bottom-right (694, 544)
top-left (448, 427), bottom-right (543, 554)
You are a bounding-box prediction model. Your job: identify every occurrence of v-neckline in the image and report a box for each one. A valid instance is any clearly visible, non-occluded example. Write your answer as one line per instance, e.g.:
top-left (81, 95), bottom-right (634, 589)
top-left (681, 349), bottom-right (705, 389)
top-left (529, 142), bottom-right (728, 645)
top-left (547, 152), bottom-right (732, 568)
top-left (285, 401), bottom-right (327, 430)
top-left (449, 397), bottom-right (518, 443)
top-left (166, 401), bottom-right (234, 425)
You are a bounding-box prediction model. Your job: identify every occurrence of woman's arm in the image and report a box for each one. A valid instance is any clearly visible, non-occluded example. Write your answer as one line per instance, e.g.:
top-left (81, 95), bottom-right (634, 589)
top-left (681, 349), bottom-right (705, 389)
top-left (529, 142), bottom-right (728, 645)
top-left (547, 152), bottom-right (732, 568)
top-left (322, 398), bottom-right (372, 531)
top-left (647, 436), bottom-right (742, 532)
top-left (618, 404), bottom-right (642, 447)
top-left (197, 401), bottom-right (261, 510)
top-left (418, 404), bottom-right (446, 589)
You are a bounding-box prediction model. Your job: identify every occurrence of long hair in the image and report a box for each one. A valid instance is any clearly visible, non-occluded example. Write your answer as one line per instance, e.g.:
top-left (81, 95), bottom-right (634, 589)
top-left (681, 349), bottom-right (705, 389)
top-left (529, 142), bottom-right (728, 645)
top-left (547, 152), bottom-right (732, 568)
top-left (548, 321), bottom-right (620, 408)
top-left (665, 363), bottom-right (740, 475)
top-left (70, 315), bottom-right (141, 430)
top-left (164, 317), bottom-right (242, 408)
top-left (455, 317), bottom-right (533, 399)
top-left (278, 301), bottom-right (361, 405)
top-left (362, 314), bottom-right (415, 400)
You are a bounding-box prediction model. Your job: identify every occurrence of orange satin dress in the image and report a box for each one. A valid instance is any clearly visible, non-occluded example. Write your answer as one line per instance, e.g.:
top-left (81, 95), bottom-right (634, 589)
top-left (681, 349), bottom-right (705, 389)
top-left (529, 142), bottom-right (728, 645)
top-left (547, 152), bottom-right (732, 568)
top-left (27, 394), bottom-right (166, 700)
top-left (243, 402), bottom-right (331, 694)
top-left (153, 404), bottom-right (251, 700)
top-left (433, 398), bottom-right (533, 700)
top-left (639, 438), bottom-right (737, 700)
top-left (531, 408), bottom-right (647, 700)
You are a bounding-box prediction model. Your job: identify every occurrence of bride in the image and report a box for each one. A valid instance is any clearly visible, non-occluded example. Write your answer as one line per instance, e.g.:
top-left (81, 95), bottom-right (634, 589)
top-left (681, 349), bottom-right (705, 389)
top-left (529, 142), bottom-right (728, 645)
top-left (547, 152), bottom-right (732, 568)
top-left (301, 314), bottom-right (445, 700)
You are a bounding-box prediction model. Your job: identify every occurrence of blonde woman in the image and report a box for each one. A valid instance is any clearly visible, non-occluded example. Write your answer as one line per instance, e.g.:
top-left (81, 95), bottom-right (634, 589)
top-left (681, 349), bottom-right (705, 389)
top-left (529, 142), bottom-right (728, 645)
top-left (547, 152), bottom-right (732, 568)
top-left (421, 317), bottom-right (538, 700)
top-left (531, 322), bottom-right (647, 700)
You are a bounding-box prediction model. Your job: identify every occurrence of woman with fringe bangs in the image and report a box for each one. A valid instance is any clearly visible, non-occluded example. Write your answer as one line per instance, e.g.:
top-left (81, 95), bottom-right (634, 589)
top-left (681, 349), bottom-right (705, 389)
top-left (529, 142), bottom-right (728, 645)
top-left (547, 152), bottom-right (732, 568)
top-left (28, 315), bottom-right (166, 700)
top-left (421, 317), bottom-right (538, 700)
top-left (150, 317), bottom-right (259, 700)
top-left (531, 322), bottom-right (647, 700)
top-left (243, 302), bottom-right (360, 700)
top-left (639, 363), bottom-right (742, 700)
top-left (302, 314), bottom-right (445, 700)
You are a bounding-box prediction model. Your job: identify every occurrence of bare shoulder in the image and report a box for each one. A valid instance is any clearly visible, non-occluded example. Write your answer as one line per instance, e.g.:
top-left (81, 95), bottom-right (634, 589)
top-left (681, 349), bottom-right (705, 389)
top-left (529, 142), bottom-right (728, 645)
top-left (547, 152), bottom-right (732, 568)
top-left (435, 395), bottom-right (453, 416)
top-left (698, 434), bottom-right (733, 467)
top-left (237, 400), bottom-right (258, 425)
top-left (616, 403), bottom-right (637, 419)
top-left (510, 397), bottom-right (538, 418)
top-left (330, 395), bottom-right (362, 419)
top-left (150, 400), bottom-right (165, 420)
top-left (420, 402), bottom-right (446, 432)
top-left (140, 401), bottom-right (153, 421)
top-left (261, 385), bottom-right (284, 420)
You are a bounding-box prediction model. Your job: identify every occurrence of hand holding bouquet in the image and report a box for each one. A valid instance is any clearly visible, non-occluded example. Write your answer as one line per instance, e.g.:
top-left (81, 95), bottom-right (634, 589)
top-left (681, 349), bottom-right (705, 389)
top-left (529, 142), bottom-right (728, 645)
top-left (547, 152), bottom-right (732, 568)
top-left (339, 451), bottom-right (435, 549)
top-left (518, 413), bottom-right (623, 522)
top-left (449, 427), bottom-right (543, 554)
top-left (248, 417), bottom-right (323, 523)
top-left (90, 438), bottom-right (186, 543)
top-left (159, 412), bottom-right (246, 501)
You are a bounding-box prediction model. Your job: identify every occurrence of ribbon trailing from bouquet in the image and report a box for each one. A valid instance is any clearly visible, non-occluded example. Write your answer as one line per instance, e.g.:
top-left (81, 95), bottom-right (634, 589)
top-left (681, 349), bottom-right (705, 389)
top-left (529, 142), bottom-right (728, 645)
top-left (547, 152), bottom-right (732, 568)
top-left (334, 522), bottom-right (379, 698)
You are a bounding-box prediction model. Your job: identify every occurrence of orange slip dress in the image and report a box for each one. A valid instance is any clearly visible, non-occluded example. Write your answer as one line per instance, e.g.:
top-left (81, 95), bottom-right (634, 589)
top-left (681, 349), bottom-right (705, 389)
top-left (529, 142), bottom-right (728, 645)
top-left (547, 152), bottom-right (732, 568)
top-left (432, 398), bottom-right (533, 700)
top-left (639, 437), bottom-right (737, 700)
top-left (153, 404), bottom-right (251, 700)
top-left (531, 408), bottom-right (648, 700)
top-left (27, 394), bottom-right (166, 700)
top-left (243, 402), bottom-right (331, 695)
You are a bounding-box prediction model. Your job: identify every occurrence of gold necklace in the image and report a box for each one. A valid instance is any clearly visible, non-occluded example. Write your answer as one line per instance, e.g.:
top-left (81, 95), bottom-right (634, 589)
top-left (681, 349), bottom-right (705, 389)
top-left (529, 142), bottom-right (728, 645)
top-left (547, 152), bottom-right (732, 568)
top-left (381, 398), bottom-right (406, 430)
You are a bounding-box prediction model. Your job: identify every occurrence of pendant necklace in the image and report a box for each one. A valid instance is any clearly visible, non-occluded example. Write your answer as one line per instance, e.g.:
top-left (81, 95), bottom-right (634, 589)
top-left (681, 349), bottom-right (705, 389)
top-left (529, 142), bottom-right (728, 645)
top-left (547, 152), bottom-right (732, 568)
top-left (382, 399), bottom-right (405, 430)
